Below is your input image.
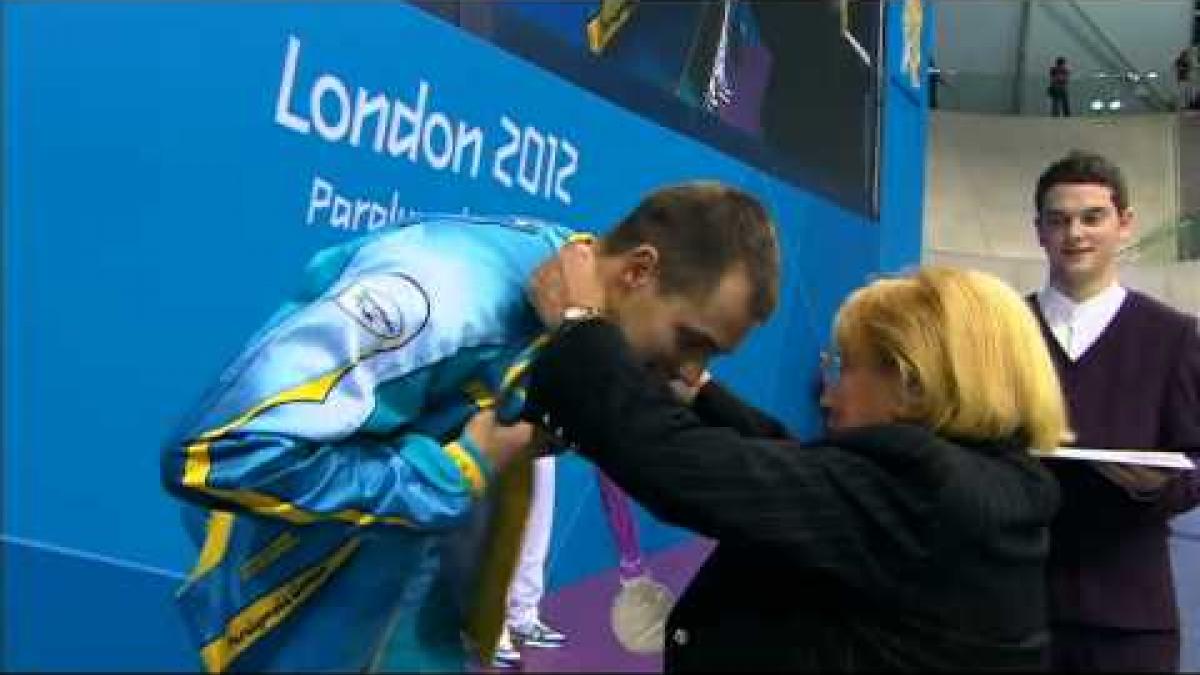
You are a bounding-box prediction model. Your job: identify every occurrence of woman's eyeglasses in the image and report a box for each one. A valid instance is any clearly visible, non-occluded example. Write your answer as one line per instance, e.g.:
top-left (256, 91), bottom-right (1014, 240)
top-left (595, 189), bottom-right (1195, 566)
top-left (819, 350), bottom-right (842, 389)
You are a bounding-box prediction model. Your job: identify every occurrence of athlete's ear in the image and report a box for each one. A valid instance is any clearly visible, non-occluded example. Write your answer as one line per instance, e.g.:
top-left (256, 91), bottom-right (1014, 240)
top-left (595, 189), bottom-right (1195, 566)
top-left (617, 244), bottom-right (659, 290)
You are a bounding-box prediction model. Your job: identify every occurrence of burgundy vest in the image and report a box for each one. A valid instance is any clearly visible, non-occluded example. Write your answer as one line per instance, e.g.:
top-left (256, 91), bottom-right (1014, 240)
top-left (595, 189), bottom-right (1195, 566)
top-left (1029, 290), bottom-right (1200, 629)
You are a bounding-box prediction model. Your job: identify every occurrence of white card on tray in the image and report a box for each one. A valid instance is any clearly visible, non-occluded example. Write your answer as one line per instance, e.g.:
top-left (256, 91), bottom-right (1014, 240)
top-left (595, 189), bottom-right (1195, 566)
top-left (1031, 447), bottom-right (1195, 470)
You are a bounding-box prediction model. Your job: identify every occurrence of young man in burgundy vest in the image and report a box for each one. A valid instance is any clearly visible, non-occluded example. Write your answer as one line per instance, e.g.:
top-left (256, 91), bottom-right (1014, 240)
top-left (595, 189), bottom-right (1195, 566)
top-left (1030, 150), bottom-right (1200, 672)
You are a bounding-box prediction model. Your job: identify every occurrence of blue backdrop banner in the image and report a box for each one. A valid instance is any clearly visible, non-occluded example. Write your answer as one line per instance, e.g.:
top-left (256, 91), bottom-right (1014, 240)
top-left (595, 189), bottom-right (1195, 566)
top-left (3, 2), bottom-right (925, 669)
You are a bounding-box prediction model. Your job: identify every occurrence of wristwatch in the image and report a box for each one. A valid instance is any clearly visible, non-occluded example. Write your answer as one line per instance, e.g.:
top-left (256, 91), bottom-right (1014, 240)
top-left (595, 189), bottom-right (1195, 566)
top-left (562, 306), bottom-right (602, 323)
top-left (556, 305), bottom-right (604, 336)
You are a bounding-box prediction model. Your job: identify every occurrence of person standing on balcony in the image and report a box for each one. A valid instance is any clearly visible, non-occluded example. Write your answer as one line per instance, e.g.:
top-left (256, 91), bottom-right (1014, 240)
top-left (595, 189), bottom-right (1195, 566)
top-left (1175, 48), bottom-right (1194, 111)
top-left (1048, 56), bottom-right (1072, 117)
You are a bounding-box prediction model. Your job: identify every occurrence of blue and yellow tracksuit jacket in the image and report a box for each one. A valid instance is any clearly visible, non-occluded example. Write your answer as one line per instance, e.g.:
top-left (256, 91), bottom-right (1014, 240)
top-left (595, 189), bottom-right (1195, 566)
top-left (161, 215), bottom-right (574, 672)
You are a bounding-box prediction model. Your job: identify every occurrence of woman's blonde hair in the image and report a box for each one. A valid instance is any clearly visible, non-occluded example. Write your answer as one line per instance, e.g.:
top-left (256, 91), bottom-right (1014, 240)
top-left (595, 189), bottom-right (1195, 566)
top-left (834, 265), bottom-right (1070, 450)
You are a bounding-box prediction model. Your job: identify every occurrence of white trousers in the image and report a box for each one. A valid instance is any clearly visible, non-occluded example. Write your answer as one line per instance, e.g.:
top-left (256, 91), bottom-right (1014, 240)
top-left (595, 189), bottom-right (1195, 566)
top-left (505, 455), bottom-right (556, 628)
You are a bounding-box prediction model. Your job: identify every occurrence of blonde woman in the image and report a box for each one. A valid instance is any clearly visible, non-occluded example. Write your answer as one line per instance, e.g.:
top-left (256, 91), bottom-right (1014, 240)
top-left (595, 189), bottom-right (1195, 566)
top-left (505, 256), bottom-right (1069, 671)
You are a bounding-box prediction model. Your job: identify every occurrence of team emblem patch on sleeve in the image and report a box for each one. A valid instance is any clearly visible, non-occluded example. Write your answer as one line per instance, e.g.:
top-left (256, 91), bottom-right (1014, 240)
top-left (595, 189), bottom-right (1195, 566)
top-left (334, 274), bottom-right (430, 342)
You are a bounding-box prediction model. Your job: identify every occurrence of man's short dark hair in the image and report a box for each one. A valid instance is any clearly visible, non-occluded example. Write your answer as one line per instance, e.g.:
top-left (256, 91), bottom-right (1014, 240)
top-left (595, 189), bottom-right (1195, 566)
top-left (602, 181), bottom-right (780, 321)
top-left (1035, 150), bottom-right (1129, 213)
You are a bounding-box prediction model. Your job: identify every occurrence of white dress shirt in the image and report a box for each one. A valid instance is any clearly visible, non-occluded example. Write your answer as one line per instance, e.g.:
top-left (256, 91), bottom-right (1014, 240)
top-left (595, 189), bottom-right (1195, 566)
top-left (1036, 283), bottom-right (1128, 361)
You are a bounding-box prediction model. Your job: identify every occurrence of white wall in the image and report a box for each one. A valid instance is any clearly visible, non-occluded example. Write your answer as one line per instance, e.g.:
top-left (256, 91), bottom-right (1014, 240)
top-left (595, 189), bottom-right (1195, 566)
top-left (925, 109), bottom-right (1195, 316)
top-left (925, 110), bottom-right (1179, 259)
top-left (926, 250), bottom-right (1200, 317)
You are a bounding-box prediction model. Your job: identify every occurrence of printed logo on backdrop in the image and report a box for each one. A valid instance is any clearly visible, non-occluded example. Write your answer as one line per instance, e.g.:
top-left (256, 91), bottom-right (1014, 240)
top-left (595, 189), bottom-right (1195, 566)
top-left (273, 36), bottom-right (581, 232)
top-left (902, 0), bottom-right (924, 90)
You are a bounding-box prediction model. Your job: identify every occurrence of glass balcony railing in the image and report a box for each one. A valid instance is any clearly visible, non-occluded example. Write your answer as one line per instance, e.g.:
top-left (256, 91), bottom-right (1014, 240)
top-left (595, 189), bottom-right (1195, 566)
top-left (1122, 215), bottom-right (1200, 263)
top-left (930, 69), bottom-right (1176, 116)
top-left (1175, 215), bottom-right (1200, 262)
